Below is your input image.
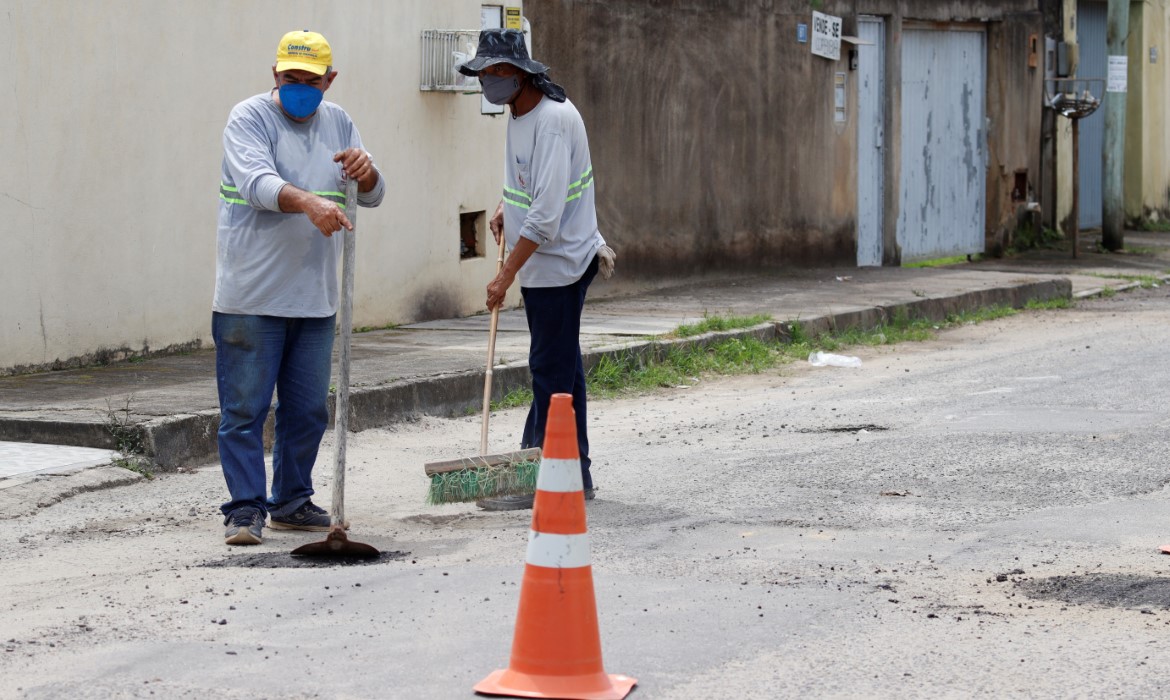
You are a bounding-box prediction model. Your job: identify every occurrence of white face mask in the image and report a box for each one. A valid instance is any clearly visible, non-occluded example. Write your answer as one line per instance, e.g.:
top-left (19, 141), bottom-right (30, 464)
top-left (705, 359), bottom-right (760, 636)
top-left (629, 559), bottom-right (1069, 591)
top-left (480, 73), bottom-right (523, 105)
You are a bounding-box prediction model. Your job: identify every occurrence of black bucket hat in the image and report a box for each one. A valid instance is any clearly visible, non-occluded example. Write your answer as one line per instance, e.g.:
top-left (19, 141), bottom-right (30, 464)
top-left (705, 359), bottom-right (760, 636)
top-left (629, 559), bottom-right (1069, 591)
top-left (457, 28), bottom-right (548, 76)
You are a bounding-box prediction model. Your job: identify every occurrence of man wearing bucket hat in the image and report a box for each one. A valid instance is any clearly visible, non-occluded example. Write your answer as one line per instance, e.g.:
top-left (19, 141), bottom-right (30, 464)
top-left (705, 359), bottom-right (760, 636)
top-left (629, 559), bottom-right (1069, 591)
top-left (458, 28), bottom-right (616, 511)
top-left (213, 30), bottom-right (385, 544)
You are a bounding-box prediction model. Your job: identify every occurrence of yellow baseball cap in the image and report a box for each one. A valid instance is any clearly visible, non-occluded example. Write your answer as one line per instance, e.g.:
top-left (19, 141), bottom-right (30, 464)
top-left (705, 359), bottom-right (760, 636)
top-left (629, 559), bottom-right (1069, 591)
top-left (275, 30), bottom-right (332, 75)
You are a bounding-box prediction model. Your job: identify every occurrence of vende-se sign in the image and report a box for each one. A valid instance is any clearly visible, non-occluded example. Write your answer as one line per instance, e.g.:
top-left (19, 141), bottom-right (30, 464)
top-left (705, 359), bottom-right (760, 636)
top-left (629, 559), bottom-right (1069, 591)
top-left (811, 11), bottom-right (842, 61)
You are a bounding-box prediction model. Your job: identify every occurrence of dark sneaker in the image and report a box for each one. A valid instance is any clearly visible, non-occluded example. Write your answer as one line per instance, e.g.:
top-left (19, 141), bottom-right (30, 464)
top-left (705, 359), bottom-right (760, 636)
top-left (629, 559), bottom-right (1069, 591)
top-left (269, 500), bottom-right (333, 532)
top-left (477, 488), bottom-right (595, 512)
top-left (224, 507), bottom-right (264, 545)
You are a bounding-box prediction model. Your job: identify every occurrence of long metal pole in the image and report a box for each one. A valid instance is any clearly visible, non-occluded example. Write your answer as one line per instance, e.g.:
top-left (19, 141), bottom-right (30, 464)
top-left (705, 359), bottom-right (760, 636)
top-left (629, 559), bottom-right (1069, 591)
top-left (1102, 0), bottom-right (1130, 251)
top-left (1071, 118), bottom-right (1080, 259)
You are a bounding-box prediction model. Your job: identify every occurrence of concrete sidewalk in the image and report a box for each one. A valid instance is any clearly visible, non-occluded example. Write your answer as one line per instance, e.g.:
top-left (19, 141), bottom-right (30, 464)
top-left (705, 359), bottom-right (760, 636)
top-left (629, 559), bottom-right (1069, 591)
top-left (2, 230), bottom-right (1169, 507)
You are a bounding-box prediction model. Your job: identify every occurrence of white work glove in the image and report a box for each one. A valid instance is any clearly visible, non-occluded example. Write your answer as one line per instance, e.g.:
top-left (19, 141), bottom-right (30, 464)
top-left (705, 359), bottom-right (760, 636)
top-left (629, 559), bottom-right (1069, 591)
top-left (597, 245), bottom-right (616, 280)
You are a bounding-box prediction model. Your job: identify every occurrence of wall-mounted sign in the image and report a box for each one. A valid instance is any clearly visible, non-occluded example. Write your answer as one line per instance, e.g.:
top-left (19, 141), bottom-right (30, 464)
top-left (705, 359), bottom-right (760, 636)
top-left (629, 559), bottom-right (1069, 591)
top-left (505, 7), bottom-right (522, 30)
top-left (811, 11), bottom-right (842, 61)
top-left (1107, 55), bottom-right (1128, 93)
top-left (797, 23), bottom-right (809, 44)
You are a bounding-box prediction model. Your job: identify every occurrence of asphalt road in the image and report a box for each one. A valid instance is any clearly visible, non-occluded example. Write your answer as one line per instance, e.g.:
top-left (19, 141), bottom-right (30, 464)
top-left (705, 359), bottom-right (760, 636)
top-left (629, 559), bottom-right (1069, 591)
top-left (3, 287), bottom-right (1170, 699)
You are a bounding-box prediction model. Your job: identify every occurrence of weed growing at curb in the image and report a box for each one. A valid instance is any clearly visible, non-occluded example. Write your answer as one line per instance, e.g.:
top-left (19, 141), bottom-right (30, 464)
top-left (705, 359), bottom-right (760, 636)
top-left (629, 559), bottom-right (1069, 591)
top-left (570, 304), bottom-right (1072, 399)
top-left (1088, 273), bottom-right (1163, 289)
top-left (672, 313), bottom-right (773, 338)
top-left (492, 386), bottom-right (535, 411)
top-left (102, 398), bottom-right (154, 479)
top-left (904, 255), bottom-right (976, 268)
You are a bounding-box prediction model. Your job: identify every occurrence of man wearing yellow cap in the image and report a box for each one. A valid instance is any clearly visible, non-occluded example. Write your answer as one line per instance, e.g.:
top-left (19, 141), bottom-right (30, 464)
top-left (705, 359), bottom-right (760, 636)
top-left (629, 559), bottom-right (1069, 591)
top-left (213, 30), bottom-right (385, 545)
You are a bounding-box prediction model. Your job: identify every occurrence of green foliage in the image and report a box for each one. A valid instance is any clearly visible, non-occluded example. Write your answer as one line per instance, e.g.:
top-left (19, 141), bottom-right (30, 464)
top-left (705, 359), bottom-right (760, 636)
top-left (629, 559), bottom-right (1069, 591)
top-left (1009, 222), bottom-right (1064, 255)
top-left (1090, 273), bottom-right (1162, 289)
top-left (904, 256), bottom-right (973, 268)
top-left (1136, 218), bottom-right (1170, 232)
top-left (491, 386), bottom-right (534, 411)
top-left (354, 322), bottom-right (400, 333)
top-left (1024, 297), bottom-right (1075, 310)
top-left (673, 313), bottom-right (772, 338)
top-left (102, 398), bottom-right (153, 479)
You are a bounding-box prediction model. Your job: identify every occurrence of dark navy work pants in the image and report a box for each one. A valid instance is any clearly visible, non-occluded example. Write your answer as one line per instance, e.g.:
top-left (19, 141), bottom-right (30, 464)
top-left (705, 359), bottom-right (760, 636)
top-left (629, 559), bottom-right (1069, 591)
top-left (520, 254), bottom-right (599, 489)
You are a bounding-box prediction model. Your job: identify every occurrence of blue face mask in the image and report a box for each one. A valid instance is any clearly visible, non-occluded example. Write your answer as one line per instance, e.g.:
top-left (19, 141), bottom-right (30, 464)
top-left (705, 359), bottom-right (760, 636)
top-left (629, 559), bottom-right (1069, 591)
top-left (278, 83), bottom-right (324, 119)
top-left (481, 73), bottom-right (522, 105)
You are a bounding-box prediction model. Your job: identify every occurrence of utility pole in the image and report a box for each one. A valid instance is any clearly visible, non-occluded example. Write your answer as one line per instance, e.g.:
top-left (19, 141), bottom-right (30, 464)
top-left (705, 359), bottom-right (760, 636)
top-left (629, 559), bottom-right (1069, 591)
top-left (1102, 0), bottom-right (1130, 251)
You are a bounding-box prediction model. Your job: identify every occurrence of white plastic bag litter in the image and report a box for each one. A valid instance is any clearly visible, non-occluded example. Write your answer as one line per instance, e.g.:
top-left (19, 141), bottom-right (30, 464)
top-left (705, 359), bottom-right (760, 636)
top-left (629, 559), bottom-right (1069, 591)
top-left (808, 351), bottom-right (862, 368)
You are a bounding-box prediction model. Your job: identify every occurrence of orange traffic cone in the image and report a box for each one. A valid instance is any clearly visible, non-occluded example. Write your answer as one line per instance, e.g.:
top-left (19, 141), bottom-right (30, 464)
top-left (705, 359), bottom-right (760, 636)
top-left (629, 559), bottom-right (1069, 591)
top-left (475, 393), bottom-right (636, 700)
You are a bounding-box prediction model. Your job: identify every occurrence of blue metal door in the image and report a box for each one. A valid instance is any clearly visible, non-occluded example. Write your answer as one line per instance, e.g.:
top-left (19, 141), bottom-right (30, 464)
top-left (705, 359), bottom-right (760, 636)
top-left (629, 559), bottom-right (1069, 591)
top-left (897, 27), bottom-right (987, 262)
top-left (857, 17), bottom-right (885, 267)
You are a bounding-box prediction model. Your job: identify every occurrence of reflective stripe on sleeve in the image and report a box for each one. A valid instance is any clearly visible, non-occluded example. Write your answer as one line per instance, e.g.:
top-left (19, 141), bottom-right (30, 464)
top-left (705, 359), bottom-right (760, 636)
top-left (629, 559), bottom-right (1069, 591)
top-left (313, 190), bottom-right (347, 209)
top-left (565, 165), bottom-right (594, 203)
top-left (503, 185), bottom-right (531, 210)
top-left (219, 183), bottom-right (247, 205)
top-left (526, 531), bottom-right (592, 569)
top-left (535, 457), bottom-right (584, 493)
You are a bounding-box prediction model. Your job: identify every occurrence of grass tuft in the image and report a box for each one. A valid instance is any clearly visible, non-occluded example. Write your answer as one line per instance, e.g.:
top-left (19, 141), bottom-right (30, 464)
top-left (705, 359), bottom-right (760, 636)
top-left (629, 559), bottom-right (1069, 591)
top-left (673, 313), bottom-right (772, 338)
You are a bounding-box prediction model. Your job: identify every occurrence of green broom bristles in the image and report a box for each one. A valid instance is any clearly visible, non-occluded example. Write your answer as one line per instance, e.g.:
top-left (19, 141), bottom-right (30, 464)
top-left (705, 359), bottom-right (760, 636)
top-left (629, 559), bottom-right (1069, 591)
top-left (426, 459), bottom-right (540, 505)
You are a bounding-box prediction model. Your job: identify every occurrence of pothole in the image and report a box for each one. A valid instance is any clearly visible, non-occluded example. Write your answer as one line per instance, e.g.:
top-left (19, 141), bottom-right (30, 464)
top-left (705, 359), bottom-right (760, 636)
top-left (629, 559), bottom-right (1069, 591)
top-left (1018, 573), bottom-right (1170, 610)
top-left (200, 550), bottom-right (409, 569)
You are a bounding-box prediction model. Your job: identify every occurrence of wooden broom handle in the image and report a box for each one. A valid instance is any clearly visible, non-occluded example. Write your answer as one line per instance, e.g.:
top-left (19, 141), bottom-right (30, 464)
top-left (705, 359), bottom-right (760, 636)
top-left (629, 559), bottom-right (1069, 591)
top-left (480, 236), bottom-right (506, 455)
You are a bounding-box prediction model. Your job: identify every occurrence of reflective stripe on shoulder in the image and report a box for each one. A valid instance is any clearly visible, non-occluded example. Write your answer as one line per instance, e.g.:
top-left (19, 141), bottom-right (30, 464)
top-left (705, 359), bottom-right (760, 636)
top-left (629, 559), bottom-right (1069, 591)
top-left (535, 457), bottom-right (583, 493)
top-left (526, 531), bottom-right (591, 569)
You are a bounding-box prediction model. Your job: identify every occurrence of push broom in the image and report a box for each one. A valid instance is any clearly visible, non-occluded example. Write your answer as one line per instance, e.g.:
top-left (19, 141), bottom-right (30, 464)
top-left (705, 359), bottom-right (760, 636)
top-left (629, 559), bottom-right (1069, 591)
top-left (424, 236), bottom-right (541, 505)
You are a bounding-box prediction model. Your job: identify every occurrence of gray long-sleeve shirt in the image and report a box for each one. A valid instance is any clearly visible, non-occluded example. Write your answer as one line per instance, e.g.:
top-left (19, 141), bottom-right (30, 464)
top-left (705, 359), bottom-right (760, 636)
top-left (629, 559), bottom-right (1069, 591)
top-left (502, 96), bottom-right (604, 288)
top-left (213, 91), bottom-right (385, 317)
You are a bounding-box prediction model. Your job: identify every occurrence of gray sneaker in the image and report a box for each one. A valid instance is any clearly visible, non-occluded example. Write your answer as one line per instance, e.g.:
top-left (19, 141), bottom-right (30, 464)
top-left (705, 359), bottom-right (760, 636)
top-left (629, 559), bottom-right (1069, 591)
top-left (224, 507), bottom-right (264, 545)
top-left (477, 488), bottom-right (595, 512)
top-left (269, 500), bottom-right (332, 532)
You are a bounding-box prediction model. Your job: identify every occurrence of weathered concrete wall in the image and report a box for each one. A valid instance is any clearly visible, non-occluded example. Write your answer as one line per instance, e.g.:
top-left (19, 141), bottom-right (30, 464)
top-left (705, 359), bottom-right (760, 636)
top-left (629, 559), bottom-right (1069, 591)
top-left (1, 0), bottom-right (521, 375)
top-left (525, 0), bottom-right (862, 275)
top-left (1125, 0), bottom-right (1170, 223)
top-left (527, 0), bottom-right (1045, 272)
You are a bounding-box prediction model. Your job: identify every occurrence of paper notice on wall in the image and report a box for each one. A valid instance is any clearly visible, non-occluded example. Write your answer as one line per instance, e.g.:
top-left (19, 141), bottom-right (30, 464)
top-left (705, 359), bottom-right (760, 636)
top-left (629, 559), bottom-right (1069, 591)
top-left (1107, 55), bottom-right (1128, 93)
top-left (811, 11), bottom-right (842, 61)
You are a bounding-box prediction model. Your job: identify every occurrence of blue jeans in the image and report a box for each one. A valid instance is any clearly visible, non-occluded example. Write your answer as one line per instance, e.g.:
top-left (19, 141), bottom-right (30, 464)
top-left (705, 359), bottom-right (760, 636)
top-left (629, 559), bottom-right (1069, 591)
top-left (520, 255), bottom-right (599, 489)
top-left (212, 313), bottom-right (335, 518)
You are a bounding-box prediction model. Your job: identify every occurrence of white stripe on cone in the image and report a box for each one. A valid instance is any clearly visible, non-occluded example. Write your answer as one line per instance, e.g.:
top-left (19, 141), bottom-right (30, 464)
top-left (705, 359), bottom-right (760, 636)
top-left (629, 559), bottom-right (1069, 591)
top-left (526, 531), bottom-right (592, 569)
top-left (534, 457), bottom-right (584, 493)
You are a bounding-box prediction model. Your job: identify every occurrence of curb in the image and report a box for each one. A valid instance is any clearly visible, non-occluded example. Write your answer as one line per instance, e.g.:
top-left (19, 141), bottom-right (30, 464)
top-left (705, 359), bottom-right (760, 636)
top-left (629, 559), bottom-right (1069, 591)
top-left (1, 278), bottom-right (1072, 474)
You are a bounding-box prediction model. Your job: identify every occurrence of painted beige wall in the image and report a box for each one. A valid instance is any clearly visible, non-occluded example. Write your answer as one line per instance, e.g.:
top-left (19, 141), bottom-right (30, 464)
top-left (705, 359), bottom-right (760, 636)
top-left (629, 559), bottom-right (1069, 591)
top-left (1125, 0), bottom-right (1170, 221)
top-left (1054, 0), bottom-right (1078, 235)
top-left (1, 0), bottom-right (519, 374)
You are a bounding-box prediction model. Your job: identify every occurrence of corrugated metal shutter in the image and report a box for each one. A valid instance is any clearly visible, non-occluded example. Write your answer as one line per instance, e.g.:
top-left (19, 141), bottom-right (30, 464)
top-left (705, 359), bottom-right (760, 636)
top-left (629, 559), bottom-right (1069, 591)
top-left (1076, 1), bottom-right (1107, 229)
top-left (897, 27), bottom-right (987, 262)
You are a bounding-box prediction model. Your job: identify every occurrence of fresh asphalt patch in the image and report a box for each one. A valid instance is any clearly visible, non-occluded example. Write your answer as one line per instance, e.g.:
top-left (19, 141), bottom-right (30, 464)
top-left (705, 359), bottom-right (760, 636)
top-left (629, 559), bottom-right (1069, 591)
top-left (1018, 573), bottom-right (1170, 610)
top-left (199, 549), bottom-right (410, 569)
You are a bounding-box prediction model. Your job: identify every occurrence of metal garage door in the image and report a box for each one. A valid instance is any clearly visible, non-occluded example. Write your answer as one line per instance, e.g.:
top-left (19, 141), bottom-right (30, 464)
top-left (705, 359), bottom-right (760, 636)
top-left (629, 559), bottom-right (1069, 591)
top-left (897, 26), bottom-right (987, 262)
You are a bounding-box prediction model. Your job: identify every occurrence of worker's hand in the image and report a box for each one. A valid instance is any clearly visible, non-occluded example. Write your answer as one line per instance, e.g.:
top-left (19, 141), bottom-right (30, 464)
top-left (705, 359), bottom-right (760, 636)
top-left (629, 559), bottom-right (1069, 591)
top-left (486, 268), bottom-right (515, 311)
top-left (489, 201), bottom-right (504, 245)
top-left (304, 195), bottom-right (353, 237)
top-left (334, 148), bottom-right (378, 192)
